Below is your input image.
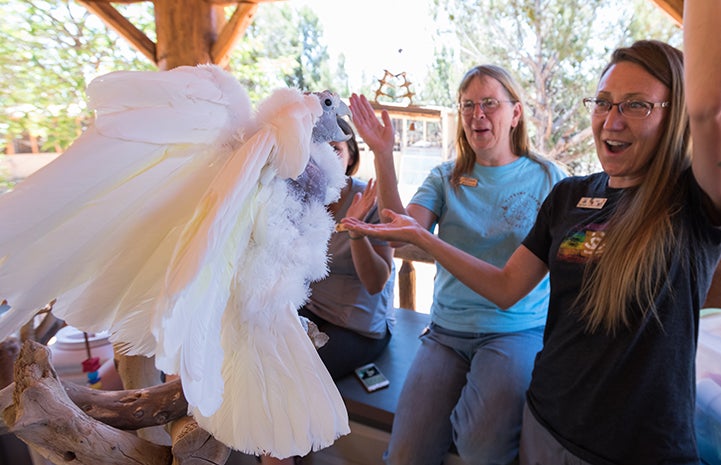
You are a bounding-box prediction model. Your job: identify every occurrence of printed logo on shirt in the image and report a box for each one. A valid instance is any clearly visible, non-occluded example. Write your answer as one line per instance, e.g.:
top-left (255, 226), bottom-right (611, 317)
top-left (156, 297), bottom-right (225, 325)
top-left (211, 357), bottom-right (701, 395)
top-left (577, 197), bottom-right (607, 209)
top-left (501, 192), bottom-right (541, 230)
top-left (557, 222), bottom-right (607, 263)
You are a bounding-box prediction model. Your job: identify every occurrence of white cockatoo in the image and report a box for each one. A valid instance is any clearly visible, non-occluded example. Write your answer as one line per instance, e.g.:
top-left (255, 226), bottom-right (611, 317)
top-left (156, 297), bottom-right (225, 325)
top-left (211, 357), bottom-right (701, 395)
top-left (0, 64), bottom-right (352, 457)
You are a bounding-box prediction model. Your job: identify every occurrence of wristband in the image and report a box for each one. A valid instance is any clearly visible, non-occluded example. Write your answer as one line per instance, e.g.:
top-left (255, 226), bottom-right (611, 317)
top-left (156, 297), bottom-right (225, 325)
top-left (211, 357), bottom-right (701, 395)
top-left (348, 234), bottom-right (364, 240)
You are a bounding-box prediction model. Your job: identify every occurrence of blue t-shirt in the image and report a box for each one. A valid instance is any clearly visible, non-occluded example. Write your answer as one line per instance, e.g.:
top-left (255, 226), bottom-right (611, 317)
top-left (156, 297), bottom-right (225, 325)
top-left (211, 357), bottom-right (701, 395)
top-left (411, 156), bottom-right (566, 333)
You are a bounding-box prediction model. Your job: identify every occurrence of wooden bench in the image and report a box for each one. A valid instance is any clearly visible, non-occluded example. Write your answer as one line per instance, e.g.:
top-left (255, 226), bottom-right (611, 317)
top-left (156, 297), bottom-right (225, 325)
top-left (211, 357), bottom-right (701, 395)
top-left (334, 307), bottom-right (429, 432)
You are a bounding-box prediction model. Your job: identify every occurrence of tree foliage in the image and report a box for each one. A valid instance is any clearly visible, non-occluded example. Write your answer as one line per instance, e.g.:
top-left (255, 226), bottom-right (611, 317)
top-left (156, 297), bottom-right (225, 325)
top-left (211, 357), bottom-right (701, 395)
top-left (0, 0), bottom-right (154, 154)
top-left (1, 1), bottom-right (340, 155)
top-left (425, 0), bottom-right (680, 174)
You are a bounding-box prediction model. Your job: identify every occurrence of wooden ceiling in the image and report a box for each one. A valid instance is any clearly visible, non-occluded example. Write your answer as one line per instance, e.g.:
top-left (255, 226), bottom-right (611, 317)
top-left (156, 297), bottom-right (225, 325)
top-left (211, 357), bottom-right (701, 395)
top-left (650, 0), bottom-right (683, 24)
top-left (78, 0), bottom-right (684, 71)
top-left (77, 0), bottom-right (282, 70)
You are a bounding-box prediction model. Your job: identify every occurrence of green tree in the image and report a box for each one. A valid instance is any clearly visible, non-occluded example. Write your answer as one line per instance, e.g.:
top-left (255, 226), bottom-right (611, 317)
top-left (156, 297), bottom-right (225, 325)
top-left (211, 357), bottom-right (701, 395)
top-left (428, 0), bottom-right (680, 174)
top-left (229, 4), bottom-right (335, 98)
top-left (0, 0), bottom-right (154, 154)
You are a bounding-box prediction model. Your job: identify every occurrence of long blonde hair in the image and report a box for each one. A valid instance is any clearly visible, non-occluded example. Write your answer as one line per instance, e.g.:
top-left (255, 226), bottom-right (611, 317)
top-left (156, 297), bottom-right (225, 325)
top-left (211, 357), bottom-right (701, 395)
top-left (579, 40), bottom-right (690, 334)
top-left (451, 65), bottom-right (551, 185)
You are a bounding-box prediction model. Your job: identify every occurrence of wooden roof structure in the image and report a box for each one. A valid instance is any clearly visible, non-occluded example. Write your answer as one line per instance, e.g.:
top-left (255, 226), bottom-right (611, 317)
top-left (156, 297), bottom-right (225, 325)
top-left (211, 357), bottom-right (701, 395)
top-left (651, 0), bottom-right (683, 24)
top-left (79, 0), bottom-right (684, 71)
top-left (78, 0), bottom-right (283, 70)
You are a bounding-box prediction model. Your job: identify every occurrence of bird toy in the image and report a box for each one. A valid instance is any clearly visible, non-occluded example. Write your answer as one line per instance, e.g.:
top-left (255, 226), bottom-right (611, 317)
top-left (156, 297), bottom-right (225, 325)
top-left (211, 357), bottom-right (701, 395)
top-left (82, 332), bottom-right (102, 389)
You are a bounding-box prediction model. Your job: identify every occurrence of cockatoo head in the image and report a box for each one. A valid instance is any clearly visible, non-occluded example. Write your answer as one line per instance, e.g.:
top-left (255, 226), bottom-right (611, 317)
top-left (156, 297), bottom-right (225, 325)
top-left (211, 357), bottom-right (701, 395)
top-left (285, 91), bottom-right (349, 206)
top-left (310, 90), bottom-right (351, 144)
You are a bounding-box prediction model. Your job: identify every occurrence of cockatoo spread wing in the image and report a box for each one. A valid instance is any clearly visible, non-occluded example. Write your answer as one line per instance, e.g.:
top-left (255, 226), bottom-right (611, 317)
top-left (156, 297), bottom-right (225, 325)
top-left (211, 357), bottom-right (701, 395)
top-left (0, 64), bottom-right (350, 457)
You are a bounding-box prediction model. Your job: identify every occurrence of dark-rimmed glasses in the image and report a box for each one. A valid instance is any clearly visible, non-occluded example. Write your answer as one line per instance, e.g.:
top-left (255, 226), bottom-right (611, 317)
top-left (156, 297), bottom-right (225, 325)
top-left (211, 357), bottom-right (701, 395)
top-left (583, 97), bottom-right (670, 119)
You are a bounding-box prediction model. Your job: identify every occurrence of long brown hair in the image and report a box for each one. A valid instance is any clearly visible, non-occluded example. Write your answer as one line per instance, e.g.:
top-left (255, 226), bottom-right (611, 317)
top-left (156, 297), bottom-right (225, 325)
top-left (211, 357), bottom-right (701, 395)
top-left (578, 40), bottom-right (690, 333)
top-left (451, 64), bottom-right (552, 186)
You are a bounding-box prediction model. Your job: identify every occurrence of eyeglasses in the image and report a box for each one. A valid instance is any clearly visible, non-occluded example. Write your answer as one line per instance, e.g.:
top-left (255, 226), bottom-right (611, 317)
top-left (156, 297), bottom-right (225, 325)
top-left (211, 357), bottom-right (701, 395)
top-left (582, 97), bottom-right (670, 119)
top-left (458, 98), bottom-right (514, 116)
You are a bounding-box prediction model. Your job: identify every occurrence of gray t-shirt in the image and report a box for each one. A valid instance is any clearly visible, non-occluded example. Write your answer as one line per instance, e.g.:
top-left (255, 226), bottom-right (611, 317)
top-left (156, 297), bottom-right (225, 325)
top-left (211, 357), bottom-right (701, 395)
top-left (305, 177), bottom-right (395, 338)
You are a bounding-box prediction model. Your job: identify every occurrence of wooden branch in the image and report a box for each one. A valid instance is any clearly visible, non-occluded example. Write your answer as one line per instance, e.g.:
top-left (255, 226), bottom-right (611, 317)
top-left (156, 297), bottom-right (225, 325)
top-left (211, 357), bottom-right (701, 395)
top-left (170, 416), bottom-right (231, 465)
top-left (3, 340), bottom-right (172, 465)
top-left (62, 377), bottom-right (187, 430)
top-left (0, 383), bottom-right (12, 434)
top-left (115, 353), bottom-right (172, 444)
top-left (77, 0), bottom-right (157, 64)
top-left (211, 2), bottom-right (259, 68)
top-left (0, 337), bottom-right (20, 389)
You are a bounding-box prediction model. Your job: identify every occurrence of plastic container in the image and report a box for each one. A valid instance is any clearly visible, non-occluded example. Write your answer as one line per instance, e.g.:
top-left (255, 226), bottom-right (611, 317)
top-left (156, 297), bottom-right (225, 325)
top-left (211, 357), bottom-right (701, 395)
top-left (47, 326), bottom-right (114, 385)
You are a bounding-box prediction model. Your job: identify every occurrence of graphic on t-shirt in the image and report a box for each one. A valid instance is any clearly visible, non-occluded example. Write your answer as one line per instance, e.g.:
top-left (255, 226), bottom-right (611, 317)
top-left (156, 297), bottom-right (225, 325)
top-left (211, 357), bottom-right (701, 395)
top-left (557, 222), bottom-right (607, 263)
top-left (501, 192), bottom-right (541, 230)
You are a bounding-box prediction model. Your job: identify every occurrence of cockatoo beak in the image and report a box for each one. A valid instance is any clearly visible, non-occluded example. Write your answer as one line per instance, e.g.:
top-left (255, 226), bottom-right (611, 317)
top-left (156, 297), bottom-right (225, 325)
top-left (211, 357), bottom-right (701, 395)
top-left (332, 100), bottom-right (351, 143)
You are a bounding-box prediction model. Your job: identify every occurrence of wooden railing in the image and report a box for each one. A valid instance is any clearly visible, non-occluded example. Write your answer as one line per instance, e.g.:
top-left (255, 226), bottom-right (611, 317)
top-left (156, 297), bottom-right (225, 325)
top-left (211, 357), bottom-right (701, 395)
top-left (393, 244), bottom-right (435, 311)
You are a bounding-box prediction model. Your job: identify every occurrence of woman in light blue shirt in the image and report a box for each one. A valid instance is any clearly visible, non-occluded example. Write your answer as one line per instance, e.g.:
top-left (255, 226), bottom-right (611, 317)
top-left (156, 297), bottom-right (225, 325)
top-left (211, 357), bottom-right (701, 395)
top-left (349, 65), bottom-right (566, 465)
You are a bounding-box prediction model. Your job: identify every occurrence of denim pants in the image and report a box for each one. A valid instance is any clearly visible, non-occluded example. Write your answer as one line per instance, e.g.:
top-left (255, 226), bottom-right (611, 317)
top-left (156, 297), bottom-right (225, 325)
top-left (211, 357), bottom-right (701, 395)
top-left (384, 323), bottom-right (544, 465)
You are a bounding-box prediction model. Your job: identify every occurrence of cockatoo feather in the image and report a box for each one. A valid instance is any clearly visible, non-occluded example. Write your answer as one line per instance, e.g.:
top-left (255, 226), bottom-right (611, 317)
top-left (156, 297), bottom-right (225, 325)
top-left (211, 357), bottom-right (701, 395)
top-left (0, 64), bottom-right (350, 457)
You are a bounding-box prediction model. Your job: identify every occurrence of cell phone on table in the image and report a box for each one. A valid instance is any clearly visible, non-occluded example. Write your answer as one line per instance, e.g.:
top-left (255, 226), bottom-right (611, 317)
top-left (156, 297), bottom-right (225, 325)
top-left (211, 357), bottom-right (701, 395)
top-left (354, 362), bottom-right (390, 392)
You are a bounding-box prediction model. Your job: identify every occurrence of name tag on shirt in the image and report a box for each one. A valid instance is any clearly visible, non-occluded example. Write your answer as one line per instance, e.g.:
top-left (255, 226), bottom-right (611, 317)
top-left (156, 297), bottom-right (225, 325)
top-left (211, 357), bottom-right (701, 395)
top-left (459, 176), bottom-right (478, 187)
top-left (577, 197), bottom-right (607, 209)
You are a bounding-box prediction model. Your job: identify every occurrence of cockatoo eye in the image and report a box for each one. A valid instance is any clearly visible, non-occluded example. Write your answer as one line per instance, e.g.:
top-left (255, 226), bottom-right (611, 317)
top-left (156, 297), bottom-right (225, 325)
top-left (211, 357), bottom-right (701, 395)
top-left (324, 98), bottom-right (332, 107)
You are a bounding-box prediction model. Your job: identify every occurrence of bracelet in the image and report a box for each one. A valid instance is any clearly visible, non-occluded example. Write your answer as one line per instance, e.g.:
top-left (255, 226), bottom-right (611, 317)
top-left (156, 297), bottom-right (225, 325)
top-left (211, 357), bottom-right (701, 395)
top-left (348, 234), bottom-right (364, 240)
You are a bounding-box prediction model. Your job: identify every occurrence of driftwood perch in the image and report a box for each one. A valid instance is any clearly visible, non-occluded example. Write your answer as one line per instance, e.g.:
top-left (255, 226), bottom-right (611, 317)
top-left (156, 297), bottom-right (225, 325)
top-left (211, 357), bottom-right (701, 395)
top-left (3, 340), bottom-right (172, 465)
top-left (1, 340), bottom-right (231, 465)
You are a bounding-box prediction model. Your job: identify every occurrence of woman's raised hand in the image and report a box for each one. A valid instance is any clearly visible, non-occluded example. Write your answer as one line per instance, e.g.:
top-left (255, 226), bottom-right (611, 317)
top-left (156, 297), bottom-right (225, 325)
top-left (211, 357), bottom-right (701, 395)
top-left (346, 178), bottom-right (377, 221)
top-left (349, 94), bottom-right (395, 157)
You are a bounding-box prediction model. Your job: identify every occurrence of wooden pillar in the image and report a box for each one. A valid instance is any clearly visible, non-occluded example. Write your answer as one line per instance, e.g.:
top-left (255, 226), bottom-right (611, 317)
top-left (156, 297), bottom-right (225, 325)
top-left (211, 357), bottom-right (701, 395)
top-left (398, 260), bottom-right (417, 311)
top-left (154, 0), bottom-right (226, 70)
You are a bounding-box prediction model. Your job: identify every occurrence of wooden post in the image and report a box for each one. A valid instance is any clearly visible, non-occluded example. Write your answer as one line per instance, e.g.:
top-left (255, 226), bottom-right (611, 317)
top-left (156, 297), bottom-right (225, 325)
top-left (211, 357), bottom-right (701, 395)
top-left (394, 244), bottom-right (435, 311)
top-left (154, 0), bottom-right (225, 70)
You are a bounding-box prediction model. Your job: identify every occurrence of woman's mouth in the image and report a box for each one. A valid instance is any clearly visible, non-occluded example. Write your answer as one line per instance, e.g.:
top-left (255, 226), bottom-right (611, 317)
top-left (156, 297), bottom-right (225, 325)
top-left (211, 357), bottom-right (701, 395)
top-left (605, 140), bottom-right (630, 153)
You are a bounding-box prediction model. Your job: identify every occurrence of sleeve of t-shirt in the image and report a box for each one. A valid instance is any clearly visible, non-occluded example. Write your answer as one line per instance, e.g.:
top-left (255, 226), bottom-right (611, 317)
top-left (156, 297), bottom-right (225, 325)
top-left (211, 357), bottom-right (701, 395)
top-left (409, 165), bottom-right (445, 220)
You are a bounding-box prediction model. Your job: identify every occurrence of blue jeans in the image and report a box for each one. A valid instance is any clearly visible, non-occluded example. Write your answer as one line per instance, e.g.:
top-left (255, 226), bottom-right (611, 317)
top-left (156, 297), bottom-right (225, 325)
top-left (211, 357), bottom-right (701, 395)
top-left (384, 323), bottom-right (543, 465)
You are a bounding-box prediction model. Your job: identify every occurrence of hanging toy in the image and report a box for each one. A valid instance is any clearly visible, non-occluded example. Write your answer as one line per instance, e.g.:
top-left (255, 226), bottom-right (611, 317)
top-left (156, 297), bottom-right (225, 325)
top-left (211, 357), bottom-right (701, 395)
top-left (82, 332), bottom-right (102, 389)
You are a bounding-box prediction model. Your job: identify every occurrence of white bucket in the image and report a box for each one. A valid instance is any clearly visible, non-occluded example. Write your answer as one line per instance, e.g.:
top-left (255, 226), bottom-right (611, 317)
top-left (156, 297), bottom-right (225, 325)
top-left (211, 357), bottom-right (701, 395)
top-left (48, 326), bottom-right (114, 385)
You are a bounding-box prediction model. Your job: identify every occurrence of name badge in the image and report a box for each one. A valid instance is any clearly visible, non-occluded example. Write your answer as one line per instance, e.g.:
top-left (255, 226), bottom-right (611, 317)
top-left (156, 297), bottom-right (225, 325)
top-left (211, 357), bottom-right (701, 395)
top-left (577, 197), bottom-right (607, 209)
top-left (459, 176), bottom-right (478, 187)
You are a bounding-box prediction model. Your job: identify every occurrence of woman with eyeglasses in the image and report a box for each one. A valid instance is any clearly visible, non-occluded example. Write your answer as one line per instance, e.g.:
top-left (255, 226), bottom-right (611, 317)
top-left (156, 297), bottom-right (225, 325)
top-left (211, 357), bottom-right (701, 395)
top-left (343, 2), bottom-right (721, 463)
top-left (348, 65), bottom-right (566, 465)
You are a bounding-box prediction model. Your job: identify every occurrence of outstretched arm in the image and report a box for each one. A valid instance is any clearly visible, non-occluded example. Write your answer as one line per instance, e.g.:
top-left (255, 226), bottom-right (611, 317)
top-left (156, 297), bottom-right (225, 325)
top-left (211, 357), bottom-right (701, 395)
top-left (349, 94), bottom-right (438, 230)
top-left (344, 179), bottom-right (393, 294)
top-left (685, 0), bottom-right (721, 217)
top-left (342, 210), bottom-right (548, 309)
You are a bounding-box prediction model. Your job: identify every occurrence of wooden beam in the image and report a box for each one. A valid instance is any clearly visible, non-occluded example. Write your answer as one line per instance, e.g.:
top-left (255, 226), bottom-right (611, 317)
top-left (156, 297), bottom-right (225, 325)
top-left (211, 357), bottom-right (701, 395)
top-left (77, 0), bottom-right (156, 64)
top-left (650, 0), bottom-right (683, 25)
top-left (211, 2), bottom-right (259, 67)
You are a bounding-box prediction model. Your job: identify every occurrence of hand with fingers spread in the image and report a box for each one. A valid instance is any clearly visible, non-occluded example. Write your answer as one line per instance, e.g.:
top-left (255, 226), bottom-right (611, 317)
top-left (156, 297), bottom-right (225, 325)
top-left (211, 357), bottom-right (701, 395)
top-left (349, 94), bottom-right (395, 158)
